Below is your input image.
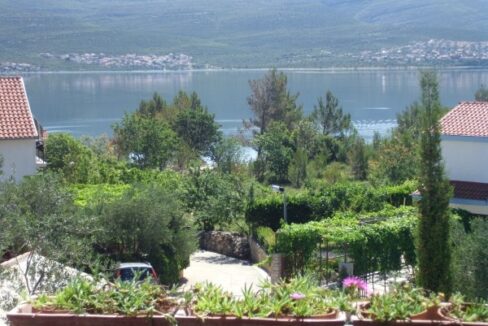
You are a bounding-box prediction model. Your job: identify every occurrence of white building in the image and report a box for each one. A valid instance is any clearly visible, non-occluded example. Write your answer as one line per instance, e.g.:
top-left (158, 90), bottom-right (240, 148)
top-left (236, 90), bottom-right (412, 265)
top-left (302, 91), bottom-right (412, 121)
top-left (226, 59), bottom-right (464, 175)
top-left (0, 76), bottom-right (45, 182)
top-left (440, 101), bottom-right (488, 215)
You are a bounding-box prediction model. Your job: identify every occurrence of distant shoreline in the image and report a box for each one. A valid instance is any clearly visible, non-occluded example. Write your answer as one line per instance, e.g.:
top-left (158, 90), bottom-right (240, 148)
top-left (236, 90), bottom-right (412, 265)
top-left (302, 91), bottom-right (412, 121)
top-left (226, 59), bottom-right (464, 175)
top-left (4, 65), bottom-right (488, 75)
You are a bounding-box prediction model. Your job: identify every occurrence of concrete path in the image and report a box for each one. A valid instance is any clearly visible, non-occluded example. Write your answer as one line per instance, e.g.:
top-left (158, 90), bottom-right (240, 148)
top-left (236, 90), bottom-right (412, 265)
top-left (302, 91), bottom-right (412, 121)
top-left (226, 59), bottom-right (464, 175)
top-left (181, 250), bottom-right (269, 296)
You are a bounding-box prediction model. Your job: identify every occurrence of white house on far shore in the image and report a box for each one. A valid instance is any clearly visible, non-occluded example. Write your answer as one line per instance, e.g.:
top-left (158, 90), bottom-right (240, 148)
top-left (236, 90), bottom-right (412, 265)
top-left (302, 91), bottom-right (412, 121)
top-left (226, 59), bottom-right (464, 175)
top-left (440, 101), bottom-right (488, 215)
top-left (0, 76), bottom-right (45, 182)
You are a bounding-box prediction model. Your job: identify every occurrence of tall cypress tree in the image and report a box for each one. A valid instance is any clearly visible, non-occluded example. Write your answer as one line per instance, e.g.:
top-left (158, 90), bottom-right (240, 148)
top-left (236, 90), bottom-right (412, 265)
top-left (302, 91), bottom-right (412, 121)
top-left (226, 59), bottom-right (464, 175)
top-left (417, 71), bottom-right (453, 294)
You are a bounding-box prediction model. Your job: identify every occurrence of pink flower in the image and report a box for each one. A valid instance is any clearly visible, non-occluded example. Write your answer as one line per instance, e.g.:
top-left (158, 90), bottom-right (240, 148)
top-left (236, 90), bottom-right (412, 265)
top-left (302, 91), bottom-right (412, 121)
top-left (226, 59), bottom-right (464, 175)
top-left (343, 276), bottom-right (368, 292)
top-left (290, 292), bottom-right (306, 300)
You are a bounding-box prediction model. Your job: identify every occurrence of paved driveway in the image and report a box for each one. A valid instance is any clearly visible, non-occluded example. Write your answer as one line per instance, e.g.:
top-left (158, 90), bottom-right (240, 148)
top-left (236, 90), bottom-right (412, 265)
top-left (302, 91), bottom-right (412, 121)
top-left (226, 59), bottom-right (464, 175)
top-left (181, 250), bottom-right (269, 296)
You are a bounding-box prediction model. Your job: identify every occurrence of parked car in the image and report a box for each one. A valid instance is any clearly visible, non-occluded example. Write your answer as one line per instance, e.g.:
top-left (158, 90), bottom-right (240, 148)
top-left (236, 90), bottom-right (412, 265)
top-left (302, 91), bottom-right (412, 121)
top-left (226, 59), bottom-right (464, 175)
top-left (114, 262), bottom-right (158, 283)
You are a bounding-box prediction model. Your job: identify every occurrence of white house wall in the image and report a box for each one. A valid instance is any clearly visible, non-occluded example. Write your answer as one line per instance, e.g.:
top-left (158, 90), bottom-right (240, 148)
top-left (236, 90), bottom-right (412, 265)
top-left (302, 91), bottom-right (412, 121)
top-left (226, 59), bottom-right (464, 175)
top-left (441, 137), bottom-right (488, 183)
top-left (0, 138), bottom-right (37, 182)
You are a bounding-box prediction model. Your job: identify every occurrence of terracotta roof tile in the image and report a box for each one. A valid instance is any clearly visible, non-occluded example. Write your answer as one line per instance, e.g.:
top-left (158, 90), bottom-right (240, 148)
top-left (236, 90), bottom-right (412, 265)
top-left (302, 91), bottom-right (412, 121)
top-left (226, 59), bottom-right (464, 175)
top-left (441, 101), bottom-right (488, 137)
top-left (451, 180), bottom-right (488, 201)
top-left (0, 76), bottom-right (38, 139)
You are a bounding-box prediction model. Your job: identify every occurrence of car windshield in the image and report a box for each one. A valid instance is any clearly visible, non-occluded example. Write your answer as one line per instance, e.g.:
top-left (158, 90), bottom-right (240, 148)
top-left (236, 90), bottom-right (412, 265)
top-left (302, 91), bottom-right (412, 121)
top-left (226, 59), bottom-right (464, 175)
top-left (118, 267), bottom-right (152, 281)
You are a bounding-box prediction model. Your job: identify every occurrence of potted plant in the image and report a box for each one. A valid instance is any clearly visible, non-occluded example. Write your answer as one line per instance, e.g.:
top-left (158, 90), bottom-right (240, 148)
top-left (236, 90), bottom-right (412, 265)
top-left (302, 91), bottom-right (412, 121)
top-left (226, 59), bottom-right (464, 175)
top-left (7, 278), bottom-right (178, 326)
top-left (439, 294), bottom-right (488, 326)
top-left (180, 276), bottom-right (346, 326)
top-left (353, 284), bottom-right (448, 326)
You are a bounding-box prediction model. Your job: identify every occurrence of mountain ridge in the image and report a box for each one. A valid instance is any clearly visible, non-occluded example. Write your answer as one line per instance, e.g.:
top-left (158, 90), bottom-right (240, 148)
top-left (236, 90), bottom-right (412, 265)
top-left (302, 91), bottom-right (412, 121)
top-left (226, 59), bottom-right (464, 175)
top-left (1, 0), bottom-right (488, 69)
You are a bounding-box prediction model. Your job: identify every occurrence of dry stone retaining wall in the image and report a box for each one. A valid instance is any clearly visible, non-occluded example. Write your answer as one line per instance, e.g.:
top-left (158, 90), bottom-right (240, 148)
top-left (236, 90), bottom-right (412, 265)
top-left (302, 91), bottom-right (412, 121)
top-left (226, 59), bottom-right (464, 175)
top-left (199, 231), bottom-right (250, 260)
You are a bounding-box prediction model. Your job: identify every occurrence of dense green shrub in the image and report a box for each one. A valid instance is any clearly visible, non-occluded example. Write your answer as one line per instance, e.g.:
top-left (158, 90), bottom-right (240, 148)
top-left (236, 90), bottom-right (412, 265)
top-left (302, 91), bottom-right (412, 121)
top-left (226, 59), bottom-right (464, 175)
top-left (70, 170), bottom-right (186, 207)
top-left (183, 169), bottom-right (246, 231)
top-left (246, 181), bottom-right (417, 230)
top-left (451, 217), bottom-right (488, 300)
top-left (275, 206), bottom-right (418, 277)
top-left (94, 184), bottom-right (197, 284)
top-left (254, 226), bottom-right (276, 251)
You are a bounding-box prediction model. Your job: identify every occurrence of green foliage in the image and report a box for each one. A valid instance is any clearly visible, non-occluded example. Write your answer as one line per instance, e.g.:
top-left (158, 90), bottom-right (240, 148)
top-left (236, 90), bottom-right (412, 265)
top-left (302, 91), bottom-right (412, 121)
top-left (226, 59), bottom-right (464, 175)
top-left (112, 91), bottom-right (222, 170)
top-left (288, 148), bottom-right (308, 188)
top-left (3, 1), bottom-right (488, 68)
top-left (291, 119), bottom-right (319, 159)
top-left (246, 69), bottom-right (302, 135)
top-left (416, 71), bottom-right (452, 295)
top-left (173, 101), bottom-right (222, 156)
top-left (70, 184), bottom-right (130, 207)
top-left (192, 282), bottom-right (235, 316)
top-left (451, 217), bottom-right (488, 300)
top-left (276, 223), bottom-right (322, 275)
top-left (254, 226), bottom-right (276, 251)
top-left (254, 121), bottom-right (293, 183)
top-left (33, 277), bottom-right (177, 316)
top-left (348, 137), bottom-right (368, 180)
top-left (210, 137), bottom-right (243, 174)
top-left (94, 184), bottom-right (197, 284)
top-left (364, 284), bottom-right (442, 322)
top-left (475, 84), bottom-right (488, 101)
top-left (183, 169), bottom-right (245, 232)
top-left (0, 172), bottom-right (97, 267)
top-left (113, 112), bottom-right (179, 169)
top-left (369, 131), bottom-right (418, 185)
top-left (275, 206), bottom-right (418, 276)
top-left (45, 133), bottom-right (100, 183)
top-left (193, 276), bottom-right (346, 318)
top-left (311, 90), bottom-right (352, 137)
top-left (246, 180), bottom-right (417, 230)
top-left (447, 294), bottom-right (488, 322)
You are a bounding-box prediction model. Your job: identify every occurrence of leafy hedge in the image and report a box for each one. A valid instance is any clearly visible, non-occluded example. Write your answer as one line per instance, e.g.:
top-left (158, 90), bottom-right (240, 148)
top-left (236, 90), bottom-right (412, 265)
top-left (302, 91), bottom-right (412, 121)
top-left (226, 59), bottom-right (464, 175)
top-left (70, 170), bottom-right (186, 207)
top-left (254, 226), bottom-right (276, 251)
top-left (275, 206), bottom-right (418, 276)
top-left (246, 180), bottom-right (417, 230)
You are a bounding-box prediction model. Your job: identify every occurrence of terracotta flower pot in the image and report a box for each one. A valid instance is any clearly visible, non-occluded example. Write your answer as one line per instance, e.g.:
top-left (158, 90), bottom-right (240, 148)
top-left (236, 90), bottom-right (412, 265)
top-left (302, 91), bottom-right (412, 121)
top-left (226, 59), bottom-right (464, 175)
top-left (439, 303), bottom-right (488, 326)
top-left (354, 302), bottom-right (453, 326)
top-left (176, 312), bottom-right (345, 326)
top-left (8, 304), bottom-right (345, 326)
top-left (7, 303), bottom-right (175, 326)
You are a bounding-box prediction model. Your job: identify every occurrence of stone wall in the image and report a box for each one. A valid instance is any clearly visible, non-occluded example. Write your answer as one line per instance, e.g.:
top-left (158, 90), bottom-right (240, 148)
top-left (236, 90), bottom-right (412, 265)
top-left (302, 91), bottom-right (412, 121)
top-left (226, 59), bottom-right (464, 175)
top-left (248, 236), bottom-right (271, 273)
top-left (199, 231), bottom-right (250, 260)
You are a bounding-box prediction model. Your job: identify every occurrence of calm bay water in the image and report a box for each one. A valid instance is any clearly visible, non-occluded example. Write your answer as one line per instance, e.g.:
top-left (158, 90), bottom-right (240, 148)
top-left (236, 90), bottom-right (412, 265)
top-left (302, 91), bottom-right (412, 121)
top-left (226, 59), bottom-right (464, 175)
top-left (22, 69), bottom-right (488, 140)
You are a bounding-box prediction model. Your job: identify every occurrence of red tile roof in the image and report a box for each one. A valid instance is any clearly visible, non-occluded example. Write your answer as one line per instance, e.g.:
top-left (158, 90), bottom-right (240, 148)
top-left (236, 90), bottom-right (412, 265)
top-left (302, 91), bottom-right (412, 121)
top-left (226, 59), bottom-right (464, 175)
top-left (451, 180), bottom-right (488, 201)
top-left (441, 101), bottom-right (488, 137)
top-left (0, 76), bottom-right (38, 140)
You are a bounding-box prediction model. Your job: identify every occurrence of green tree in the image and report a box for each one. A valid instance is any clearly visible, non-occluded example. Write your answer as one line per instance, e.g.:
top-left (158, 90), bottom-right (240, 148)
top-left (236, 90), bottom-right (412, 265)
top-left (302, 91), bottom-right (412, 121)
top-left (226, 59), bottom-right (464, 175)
top-left (369, 132), bottom-right (418, 184)
top-left (173, 105), bottom-right (221, 156)
top-left (80, 134), bottom-right (116, 160)
top-left (254, 121), bottom-right (293, 182)
top-left (475, 84), bottom-right (488, 101)
top-left (246, 69), bottom-right (302, 135)
top-left (137, 92), bottom-right (168, 117)
top-left (0, 173), bottom-right (97, 276)
top-left (172, 91), bottom-right (202, 111)
top-left (183, 169), bottom-right (245, 231)
top-left (416, 71), bottom-right (452, 295)
top-left (112, 113), bottom-right (178, 169)
top-left (44, 133), bottom-right (98, 183)
top-left (348, 136), bottom-right (368, 180)
top-left (291, 119), bottom-right (319, 159)
top-left (451, 217), bottom-right (488, 299)
top-left (311, 90), bottom-right (352, 137)
top-left (288, 148), bottom-right (308, 187)
top-left (210, 137), bottom-right (243, 174)
top-left (96, 184), bottom-right (197, 284)
top-left (396, 102), bottom-right (423, 140)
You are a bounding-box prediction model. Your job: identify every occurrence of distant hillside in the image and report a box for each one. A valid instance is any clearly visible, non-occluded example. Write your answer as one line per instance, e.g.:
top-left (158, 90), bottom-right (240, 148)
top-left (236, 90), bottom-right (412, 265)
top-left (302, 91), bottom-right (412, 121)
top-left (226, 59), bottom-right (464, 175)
top-left (1, 0), bottom-right (488, 69)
